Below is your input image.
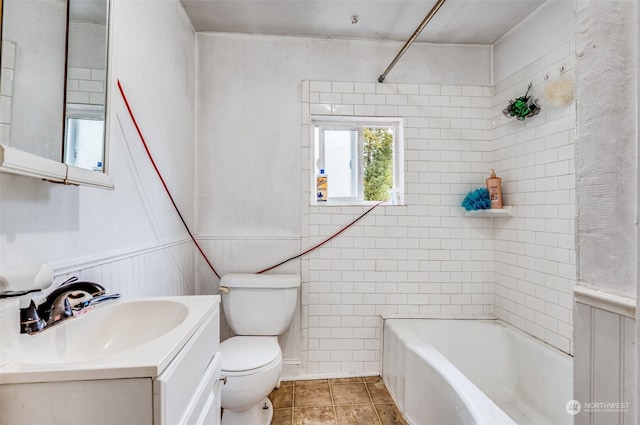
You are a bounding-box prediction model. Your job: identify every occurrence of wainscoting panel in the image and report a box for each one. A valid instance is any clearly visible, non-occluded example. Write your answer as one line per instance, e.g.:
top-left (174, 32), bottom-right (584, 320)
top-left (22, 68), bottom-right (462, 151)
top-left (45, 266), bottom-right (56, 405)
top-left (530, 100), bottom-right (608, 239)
top-left (574, 292), bottom-right (637, 425)
top-left (50, 238), bottom-right (197, 298)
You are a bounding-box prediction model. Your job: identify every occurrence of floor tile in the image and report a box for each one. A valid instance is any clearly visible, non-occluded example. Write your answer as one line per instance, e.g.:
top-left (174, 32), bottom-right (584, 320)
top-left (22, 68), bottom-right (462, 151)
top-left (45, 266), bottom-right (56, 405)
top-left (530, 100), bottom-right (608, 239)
top-left (334, 404), bottom-right (381, 424)
top-left (295, 378), bottom-right (329, 385)
top-left (375, 404), bottom-right (409, 425)
top-left (330, 377), bottom-right (365, 384)
top-left (268, 376), bottom-right (407, 425)
top-left (293, 406), bottom-right (337, 425)
top-left (331, 382), bottom-right (371, 405)
top-left (294, 382), bottom-right (333, 407)
top-left (269, 384), bottom-right (293, 409)
top-left (272, 408), bottom-right (293, 425)
top-left (365, 378), bottom-right (395, 404)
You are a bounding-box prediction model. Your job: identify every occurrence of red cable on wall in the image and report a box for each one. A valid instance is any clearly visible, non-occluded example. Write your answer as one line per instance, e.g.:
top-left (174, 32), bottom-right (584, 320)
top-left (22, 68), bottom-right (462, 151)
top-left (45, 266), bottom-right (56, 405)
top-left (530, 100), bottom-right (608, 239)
top-left (117, 79), bottom-right (384, 279)
top-left (117, 80), bottom-right (222, 280)
top-left (255, 201), bottom-right (383, 274)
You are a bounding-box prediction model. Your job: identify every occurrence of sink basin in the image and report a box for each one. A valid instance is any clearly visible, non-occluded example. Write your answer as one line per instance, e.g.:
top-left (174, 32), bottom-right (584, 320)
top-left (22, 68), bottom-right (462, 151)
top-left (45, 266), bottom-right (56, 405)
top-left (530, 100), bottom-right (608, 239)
top-left (20, 299), bottom-right (189, 364)
top-left (0, 295), bottom-right (219, 384)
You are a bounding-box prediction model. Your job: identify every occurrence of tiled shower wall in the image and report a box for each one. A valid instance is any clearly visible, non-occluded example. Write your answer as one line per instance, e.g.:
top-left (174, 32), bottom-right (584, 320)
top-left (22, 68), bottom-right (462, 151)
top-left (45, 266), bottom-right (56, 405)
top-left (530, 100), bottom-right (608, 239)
top-left (299, 56), bottom-right (576, 375)
top-left (491, 41), bottom-right (576, 354)
top-left (300, 80), bottom-right (496, 376)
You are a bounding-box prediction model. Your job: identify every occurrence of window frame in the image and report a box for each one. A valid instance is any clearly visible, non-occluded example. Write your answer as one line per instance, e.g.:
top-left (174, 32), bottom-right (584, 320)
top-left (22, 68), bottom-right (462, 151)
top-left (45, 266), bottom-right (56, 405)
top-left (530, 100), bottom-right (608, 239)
top-left (311, 116), bottom-right (404, 205)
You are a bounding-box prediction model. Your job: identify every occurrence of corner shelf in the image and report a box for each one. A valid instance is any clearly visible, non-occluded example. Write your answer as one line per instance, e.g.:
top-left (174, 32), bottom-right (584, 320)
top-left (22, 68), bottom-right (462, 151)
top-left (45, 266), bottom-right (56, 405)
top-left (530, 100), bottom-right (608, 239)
top-left (463, 206), bottom-right (513, 217)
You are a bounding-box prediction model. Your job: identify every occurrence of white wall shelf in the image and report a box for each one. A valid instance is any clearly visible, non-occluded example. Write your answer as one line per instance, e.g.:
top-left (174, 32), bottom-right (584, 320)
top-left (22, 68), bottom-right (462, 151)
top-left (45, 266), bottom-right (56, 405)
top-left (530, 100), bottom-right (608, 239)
top-left (463, 206), bottom-right (513, 217)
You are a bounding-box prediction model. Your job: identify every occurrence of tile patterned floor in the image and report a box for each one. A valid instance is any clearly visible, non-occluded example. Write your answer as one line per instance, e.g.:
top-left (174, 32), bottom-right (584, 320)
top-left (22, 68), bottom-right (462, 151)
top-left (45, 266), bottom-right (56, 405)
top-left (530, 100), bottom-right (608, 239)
top-left (268, 376), bottom-right (409, 425)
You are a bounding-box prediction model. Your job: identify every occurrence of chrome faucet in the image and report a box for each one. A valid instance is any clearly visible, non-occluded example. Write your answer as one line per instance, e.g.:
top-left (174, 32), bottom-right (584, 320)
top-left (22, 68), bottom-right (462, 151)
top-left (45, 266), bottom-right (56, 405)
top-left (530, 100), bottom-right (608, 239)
top-left (36, 278), bottom-right (106, 325)
top-left (27, 277), bottom-right (120, 333)
top-left (16, 278), bottom-right (121, 334)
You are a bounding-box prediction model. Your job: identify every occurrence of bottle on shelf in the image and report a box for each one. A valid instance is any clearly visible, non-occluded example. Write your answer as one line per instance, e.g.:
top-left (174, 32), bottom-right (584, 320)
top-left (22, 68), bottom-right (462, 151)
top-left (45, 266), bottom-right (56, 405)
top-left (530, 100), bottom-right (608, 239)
top-left (316, 169), bottom-right (328, 202)
top-left (486, 169), bottom-right (503, 209)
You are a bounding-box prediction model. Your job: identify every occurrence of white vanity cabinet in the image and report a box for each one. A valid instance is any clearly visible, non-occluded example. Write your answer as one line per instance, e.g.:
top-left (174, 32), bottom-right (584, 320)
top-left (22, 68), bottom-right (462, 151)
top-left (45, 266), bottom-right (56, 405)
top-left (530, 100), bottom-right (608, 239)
top-left (154, 306), bottom-right (221, 425)
top-left (0, 296), bottom-right (221, 425)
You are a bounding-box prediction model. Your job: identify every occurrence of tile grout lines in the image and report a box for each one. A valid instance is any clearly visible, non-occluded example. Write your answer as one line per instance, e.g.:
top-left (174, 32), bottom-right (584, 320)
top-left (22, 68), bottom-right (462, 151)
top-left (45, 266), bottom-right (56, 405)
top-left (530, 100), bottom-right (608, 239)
top-left (270, 377), bottom-right (406, 424)
top-left (361, 379), bottom-right (385, 425)
top-left (328, 380), bottom-right (338, 425)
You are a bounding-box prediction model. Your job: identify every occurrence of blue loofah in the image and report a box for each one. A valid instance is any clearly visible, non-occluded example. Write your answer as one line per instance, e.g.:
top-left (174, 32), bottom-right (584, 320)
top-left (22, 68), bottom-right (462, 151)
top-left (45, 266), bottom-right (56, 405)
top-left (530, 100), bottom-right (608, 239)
top-left (462, 188), bottom-right (491, 211)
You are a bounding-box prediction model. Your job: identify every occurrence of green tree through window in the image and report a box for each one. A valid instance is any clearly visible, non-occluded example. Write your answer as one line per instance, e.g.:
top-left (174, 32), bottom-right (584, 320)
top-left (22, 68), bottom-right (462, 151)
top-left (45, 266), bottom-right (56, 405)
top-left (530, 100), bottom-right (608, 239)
top-left (363, 127), bottom-right (393, 201)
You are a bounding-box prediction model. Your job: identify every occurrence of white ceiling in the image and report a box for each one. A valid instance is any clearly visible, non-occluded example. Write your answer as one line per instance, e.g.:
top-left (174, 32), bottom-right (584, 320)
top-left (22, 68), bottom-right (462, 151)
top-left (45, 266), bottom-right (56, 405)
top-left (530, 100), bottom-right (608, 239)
top-left (179, 0), bottom-right (547, 45)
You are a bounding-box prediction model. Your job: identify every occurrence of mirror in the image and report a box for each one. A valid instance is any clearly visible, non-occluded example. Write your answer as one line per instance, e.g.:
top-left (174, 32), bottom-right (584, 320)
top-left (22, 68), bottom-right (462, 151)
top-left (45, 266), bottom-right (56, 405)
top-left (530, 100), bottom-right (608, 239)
top-left (1, 0), bottom-right (68, 161)
top-left (63, 0), bottom-right (108, 171)
top-left (0, 0), bottom-right (112, 187)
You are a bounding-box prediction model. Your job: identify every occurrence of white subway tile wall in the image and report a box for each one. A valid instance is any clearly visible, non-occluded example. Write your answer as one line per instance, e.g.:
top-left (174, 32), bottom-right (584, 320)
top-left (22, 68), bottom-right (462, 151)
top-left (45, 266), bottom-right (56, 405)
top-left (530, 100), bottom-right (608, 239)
top-left (300, 46), bottom-right (576, 374)
top-left (66, 67), bottom-right (106, 105)
top-left (491, 41), bottom-right (576, 355)
top-left (302, 80), bottom-right (495, 376)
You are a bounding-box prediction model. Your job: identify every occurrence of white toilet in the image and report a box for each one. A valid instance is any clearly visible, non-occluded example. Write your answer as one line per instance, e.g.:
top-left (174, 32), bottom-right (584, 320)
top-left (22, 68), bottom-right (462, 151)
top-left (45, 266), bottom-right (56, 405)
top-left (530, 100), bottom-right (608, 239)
top-left (218, 273), bottom-right (300, 425)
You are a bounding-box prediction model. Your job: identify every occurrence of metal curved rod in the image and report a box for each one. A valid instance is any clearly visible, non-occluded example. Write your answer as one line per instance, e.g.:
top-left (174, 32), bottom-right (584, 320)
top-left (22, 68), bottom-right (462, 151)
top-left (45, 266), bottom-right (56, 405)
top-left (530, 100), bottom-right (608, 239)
top-left (378, 0), bottom-right (448, 83)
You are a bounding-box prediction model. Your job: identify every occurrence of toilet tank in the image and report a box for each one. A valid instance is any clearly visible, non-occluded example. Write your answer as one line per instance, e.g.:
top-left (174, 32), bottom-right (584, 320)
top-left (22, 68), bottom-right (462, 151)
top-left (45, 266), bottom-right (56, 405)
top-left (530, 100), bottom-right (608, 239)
top-left (220, 273), bottom-right (300, 336)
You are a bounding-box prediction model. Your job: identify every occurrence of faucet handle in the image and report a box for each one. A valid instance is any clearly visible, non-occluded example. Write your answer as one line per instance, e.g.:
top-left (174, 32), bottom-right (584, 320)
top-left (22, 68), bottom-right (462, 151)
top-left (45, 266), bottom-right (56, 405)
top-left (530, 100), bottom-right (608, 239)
top-left (71, 293), bottom-right (121, 311)
top-left (56, 276), bottom-right (79, 288)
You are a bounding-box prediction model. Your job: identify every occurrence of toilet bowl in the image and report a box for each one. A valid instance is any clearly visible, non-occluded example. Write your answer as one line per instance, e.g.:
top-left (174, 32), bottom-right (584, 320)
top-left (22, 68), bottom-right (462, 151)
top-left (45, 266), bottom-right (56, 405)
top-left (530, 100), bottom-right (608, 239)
top-left (218, 273), bottom-right (300, 425)
top-left (220, 336), bottom-right (282, 425)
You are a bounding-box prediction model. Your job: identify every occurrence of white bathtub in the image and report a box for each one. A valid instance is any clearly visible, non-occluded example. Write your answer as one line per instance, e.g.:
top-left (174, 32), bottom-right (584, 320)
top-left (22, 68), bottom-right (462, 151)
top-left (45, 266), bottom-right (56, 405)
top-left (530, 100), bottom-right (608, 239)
top-left (383, 319), bottom-right (573, 425)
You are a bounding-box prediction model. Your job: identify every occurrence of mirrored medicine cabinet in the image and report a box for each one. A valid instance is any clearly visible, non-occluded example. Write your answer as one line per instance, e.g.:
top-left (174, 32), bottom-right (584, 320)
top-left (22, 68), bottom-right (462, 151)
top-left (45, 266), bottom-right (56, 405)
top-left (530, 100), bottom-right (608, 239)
top-left (0, 0), bottom-right (113, 189)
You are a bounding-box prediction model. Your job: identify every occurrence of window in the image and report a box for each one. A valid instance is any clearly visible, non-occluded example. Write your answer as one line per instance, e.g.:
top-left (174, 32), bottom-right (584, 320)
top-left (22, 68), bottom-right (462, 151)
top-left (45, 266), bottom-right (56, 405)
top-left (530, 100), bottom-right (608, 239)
top-left (313, 117), bottom-right (403, 204)
top-left (63, 104), bottom-right (105, 171)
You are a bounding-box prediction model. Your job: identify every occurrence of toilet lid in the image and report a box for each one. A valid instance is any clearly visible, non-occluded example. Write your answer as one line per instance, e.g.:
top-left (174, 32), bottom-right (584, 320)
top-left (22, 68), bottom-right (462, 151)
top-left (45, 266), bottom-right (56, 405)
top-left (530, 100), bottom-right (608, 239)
top-left (220, 336), bottom-right (281, 372)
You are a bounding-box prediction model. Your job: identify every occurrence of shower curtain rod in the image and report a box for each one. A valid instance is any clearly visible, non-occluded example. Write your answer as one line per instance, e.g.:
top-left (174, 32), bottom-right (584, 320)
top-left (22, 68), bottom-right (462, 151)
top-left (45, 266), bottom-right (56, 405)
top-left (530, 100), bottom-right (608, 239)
top-left (378, 0), bottom-right (447, 83)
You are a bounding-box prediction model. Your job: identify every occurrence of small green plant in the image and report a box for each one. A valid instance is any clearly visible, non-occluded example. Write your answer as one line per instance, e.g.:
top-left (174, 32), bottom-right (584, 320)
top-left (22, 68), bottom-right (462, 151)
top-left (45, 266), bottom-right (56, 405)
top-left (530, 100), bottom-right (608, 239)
top-left (363, 127), bottom-right (393, 201)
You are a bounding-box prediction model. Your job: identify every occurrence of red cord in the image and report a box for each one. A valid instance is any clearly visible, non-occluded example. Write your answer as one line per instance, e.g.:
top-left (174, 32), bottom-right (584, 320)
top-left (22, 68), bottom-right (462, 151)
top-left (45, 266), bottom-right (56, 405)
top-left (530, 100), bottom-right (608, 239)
top-left (256, 201), bottom-right (383, 274)
top-left (117, 79), bottom-right (383, 279)
top-left (117, 80), bottom-right (221, 279)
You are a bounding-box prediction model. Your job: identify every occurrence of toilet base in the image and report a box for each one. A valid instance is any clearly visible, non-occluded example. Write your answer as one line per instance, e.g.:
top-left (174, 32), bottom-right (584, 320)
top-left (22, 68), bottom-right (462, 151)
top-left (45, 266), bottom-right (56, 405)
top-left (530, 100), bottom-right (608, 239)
top-left (222, 397), bottom-right (273, 425)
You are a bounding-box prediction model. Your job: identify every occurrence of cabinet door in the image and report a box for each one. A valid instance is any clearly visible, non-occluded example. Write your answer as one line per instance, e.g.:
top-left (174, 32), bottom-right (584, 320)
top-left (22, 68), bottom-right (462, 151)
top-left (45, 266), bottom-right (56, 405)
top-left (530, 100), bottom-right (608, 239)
top-left (154, 306), bottom-right (220, 425)
top-left (185, 353), bottom-right (222, 425)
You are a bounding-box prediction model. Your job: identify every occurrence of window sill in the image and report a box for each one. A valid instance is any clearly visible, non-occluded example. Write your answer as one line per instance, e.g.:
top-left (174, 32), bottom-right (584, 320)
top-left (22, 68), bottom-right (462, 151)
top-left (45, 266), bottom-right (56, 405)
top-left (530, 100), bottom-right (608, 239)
top-left (312, 201), bottom-right (405, 207)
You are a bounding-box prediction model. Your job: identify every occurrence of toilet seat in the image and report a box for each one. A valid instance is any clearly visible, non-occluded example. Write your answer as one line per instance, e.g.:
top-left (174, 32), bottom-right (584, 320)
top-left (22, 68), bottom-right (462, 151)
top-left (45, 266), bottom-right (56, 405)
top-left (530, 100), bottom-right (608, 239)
top-left (220, 336), bottom-right (281, 375)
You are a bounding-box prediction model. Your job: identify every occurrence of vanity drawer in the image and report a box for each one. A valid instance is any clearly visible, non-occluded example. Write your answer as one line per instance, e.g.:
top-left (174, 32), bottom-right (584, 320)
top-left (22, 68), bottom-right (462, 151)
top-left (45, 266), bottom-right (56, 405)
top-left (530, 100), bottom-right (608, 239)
top-left (154, 305), bottom-right (220, 425)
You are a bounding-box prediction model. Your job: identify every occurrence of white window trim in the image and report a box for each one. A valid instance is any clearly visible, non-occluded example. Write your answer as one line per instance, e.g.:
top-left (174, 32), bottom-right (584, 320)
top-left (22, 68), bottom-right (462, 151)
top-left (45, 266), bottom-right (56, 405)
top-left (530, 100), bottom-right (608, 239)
top-left (311, 115), bottom-right (404, 205)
